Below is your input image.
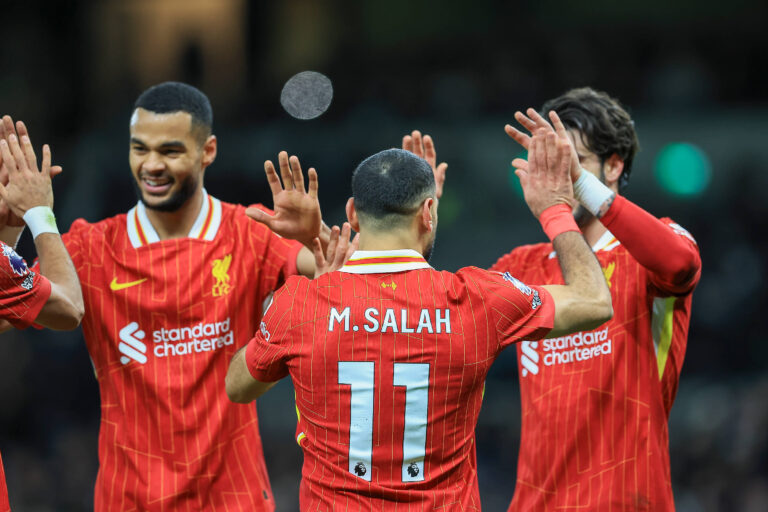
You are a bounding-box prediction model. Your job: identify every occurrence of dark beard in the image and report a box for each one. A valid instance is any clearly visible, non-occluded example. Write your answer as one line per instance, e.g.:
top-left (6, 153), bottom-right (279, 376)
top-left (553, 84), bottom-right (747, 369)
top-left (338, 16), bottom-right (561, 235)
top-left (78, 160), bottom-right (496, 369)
top-left (133, 174), bottom-right (198, 212)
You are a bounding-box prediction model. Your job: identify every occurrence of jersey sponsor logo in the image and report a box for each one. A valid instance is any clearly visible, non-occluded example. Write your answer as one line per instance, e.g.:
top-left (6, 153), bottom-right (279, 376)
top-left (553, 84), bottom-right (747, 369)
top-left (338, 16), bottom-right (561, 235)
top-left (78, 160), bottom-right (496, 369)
top-left (212, 254), bottom-right (233, 297)
top-left (119, 322), bottom-right (148, 364)
top-left (520, 326), bottom-right (612, 377)
top-left (328, 306), bottom-right (451, 334)
top-left (602, 262), bottom-right (616, 288)
top-left (118, 318), bottom-right (234, 364)
top-left (501, 271), bottom-right (541, 309)
top-left (520, 340), bottom-right (540, 376)
top-left (109, 277), bottom-right (148, 291)
top-left (2, 244), bottom-right (28, 277)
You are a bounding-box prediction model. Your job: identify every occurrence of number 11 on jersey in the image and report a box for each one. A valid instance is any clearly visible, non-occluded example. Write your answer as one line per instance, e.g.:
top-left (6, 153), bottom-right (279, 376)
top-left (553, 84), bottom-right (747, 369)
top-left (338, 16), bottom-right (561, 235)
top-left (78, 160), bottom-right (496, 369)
top-left (338, 361), bottom-right (430, 483)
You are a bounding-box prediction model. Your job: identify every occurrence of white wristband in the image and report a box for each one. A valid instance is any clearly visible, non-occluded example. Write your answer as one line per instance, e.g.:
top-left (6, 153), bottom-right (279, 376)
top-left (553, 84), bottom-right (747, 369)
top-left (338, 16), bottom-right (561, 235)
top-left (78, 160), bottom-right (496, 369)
top-left (23, 206), bottom-right (59, 239)
top-left (572, 170), bottom-right (615, 217)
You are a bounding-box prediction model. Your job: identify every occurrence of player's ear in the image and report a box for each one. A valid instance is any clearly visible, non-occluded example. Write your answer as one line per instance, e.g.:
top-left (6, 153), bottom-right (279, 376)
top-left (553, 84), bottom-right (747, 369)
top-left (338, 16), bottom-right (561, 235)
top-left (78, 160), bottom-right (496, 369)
top-left (420, 198), bottom-right (435, 233)
top-left (346, 197), bottom-right (360, 232)
top-left (201, 135), bottom-right (217, 168)
top-left (604, 153), bottom-right (624, 189)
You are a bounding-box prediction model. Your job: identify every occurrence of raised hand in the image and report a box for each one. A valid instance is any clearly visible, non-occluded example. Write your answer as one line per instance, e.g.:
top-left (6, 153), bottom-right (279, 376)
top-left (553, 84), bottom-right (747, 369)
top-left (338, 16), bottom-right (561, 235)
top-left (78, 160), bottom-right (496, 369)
top-left (514, 130), bottom-right (574, 219)
top-left (246, 151), bottom-right (323, 248)
top-left (505, 109), bottom-right (581, 182)
top-left (0, 115), bottom-right (63, 227)
top-left (402, 130), bottom-right (447, 199)
top-left (0, 135), bottom-right (54, 218)
top-left (312, 222), bottom-right (359, 278)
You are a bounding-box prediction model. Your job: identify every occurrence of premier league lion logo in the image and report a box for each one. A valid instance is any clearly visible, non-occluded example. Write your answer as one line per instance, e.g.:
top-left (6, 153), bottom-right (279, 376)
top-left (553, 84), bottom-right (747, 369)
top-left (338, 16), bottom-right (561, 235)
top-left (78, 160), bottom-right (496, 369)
top-left (407, 462), bottom-right (420, 478)
top-left (353, 462), bottom-right (367, 477)
top-left (2, 244), bottom-right (29, 277)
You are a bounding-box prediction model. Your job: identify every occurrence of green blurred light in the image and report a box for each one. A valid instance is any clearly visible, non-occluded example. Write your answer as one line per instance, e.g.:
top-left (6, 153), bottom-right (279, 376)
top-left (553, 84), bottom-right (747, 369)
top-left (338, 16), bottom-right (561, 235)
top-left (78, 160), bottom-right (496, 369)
top-left (508, 149), bottom-right (527, 198)
top-left (654, 143), bottom-right (711, 197)
top-left (437, 190), bottom-right (461, 227)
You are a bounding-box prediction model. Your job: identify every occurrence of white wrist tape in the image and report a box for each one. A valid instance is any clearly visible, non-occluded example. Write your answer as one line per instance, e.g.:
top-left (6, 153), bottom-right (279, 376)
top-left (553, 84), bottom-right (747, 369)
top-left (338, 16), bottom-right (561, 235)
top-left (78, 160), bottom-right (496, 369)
top-left (23, 206), bottom-right (59, 239)
top-left (572, 170), bottom-right (615, 217)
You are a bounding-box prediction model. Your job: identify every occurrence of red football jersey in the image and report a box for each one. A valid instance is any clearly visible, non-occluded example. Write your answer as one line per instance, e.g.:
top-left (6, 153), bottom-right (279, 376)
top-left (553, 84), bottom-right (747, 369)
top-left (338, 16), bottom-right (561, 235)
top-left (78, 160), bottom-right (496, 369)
top-left (245, 249), bottom-right (555, 510)
top-left (491, 221), bottom-right (700, 511)
top-left (0, 241), bottom-right (51, 329)
top-left (0, 453), bottom-right (8, 512)
top-left (62, 192), bottom-right (301, 511)
top-left (1, 240), bottom-right (52, 512)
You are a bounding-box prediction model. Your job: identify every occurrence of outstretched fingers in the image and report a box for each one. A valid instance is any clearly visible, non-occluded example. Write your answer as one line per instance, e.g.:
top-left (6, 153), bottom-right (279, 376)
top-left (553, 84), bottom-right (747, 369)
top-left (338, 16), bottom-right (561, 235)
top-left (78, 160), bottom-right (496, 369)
top-left (505, 123), bottom-right (530, 149)
top-left (263, 160), bottom-right (284, 196)
top-left (20, 135), bottom-right (38, 172)
top-left (277, 151), bottom-right (294, 190)
top-left (332, 223), bottom-right (352, 269)
top-left (289, 155), bottom-right (305, 192)
top-left (307, 167), bottom-right (318, 199)
top-left (245, 206), bottom-right (275, 229)
top-left (410, 131), bottom-right (424, 158)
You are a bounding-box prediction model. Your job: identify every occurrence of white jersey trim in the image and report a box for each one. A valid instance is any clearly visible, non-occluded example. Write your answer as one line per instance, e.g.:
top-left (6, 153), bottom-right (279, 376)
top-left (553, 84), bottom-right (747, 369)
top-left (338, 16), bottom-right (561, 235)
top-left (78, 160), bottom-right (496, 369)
top-left (126, 189), bottom-right (223, 248)
top-left (339, 249), bottom-right (432, 274)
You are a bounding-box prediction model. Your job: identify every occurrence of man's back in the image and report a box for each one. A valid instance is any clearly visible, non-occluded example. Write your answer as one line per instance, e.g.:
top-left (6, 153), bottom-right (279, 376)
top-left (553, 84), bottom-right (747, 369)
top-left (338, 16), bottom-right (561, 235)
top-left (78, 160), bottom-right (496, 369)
top-left (63, 195), bottom-right (301, 511)
top-left (246, 249), bottom-right (555, 510)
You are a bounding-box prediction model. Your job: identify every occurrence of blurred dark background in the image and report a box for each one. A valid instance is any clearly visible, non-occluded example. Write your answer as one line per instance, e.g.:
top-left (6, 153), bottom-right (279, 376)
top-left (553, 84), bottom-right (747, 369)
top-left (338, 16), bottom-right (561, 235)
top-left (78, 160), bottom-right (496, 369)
top-left (1, 0), bottom-right (767, 510)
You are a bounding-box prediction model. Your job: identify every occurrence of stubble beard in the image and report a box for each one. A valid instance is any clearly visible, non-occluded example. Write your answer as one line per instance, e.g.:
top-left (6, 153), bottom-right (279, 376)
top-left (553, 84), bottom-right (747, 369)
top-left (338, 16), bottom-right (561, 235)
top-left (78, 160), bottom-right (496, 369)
top-left (134, 173), bottom-right (199, 213)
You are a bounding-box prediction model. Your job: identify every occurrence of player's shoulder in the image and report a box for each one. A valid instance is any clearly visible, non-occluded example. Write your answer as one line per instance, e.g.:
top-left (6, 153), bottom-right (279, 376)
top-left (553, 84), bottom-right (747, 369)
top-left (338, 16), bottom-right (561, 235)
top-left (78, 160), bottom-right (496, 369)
top-left (66, 212), bottom-right (128, 241)
top-left (490, 242), bottom-right (552, 271)
top-left (218, 200), bottom-right (271, 234)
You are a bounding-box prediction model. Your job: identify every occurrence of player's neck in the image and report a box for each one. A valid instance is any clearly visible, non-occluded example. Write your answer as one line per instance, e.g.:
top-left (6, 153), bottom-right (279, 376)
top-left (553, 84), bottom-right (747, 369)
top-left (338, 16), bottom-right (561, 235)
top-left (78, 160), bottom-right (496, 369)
top-left (357, 231), bottom-right (426, 257)
top-left (580, 217), bottom-right (608, 247)
top-left (143, 190), bottom-right (204, 240)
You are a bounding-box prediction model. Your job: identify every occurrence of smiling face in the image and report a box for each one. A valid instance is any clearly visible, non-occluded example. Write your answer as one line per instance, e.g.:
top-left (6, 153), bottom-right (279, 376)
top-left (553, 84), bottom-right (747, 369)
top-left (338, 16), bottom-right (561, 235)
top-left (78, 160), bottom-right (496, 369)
top-left (129, 108), bottom-right (216, 212)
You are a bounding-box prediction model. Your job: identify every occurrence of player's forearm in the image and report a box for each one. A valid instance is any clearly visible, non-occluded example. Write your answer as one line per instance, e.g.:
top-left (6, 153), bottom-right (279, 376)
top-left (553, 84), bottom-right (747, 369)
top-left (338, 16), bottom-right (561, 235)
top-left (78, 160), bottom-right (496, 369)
top-left (599, 195), bottom-right (700, 290)
top-left (225, 346), bottom-right (277, 402)
top-left (34, 233), bottom-right (84, 329)
top-left (547, 231), bottom-right (613, 336)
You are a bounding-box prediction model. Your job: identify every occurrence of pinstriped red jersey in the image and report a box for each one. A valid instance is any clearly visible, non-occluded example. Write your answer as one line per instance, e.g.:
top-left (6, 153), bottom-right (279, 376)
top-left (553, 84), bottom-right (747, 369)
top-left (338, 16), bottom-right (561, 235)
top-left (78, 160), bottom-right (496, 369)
top-left (245, 249), bottom-right (555, 511)
top-left (491, 221), bottom-right (700, 512)
top-left (61, 191), bottom-right (301, 511)
top-left (0, 453), bottom-right (7, 512)
top-left (1, 240), bottom-right (51, 511)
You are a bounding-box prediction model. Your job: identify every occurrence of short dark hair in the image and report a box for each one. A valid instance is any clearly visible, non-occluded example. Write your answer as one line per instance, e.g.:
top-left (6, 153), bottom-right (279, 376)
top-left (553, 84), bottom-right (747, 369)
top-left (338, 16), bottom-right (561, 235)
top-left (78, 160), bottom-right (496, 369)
top-left (541, 87), bottom-right (639, 191)
top-left (134, 81), bottom-right (213, 142)
top-left (352, 149), bottom-right (436, 230)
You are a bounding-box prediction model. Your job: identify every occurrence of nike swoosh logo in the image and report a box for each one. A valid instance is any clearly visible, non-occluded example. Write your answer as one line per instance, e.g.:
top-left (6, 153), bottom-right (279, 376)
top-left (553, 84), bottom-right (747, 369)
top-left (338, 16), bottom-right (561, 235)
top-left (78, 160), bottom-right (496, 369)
top-left (110, 277), bottom-right (148, 291)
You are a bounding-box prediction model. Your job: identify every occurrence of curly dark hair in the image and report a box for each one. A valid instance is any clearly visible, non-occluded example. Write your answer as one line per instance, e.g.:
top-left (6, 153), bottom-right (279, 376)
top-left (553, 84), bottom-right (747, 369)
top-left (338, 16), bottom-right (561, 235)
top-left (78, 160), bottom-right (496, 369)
top-left (541, 87), bottom-right (639, 191)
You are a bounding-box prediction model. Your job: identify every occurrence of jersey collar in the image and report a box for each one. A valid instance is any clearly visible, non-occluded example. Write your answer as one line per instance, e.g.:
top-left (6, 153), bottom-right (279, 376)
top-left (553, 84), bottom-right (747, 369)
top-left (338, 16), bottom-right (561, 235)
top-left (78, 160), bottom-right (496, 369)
top-left (592, 229), bottom-right (620, 253)
top-left (126, 189), bottom-right (223, 248)
top-left (339, 249), bottom-right (432, 274)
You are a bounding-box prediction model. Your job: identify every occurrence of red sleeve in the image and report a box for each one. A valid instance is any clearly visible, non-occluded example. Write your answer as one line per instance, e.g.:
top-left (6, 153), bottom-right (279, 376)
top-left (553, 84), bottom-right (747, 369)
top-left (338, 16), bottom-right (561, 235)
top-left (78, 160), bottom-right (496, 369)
top-left (245, 277), bottom-right (303, 382)
top-left (0, 242), bottom-right (52, 329)
top-left (600, 195), bottom-right (701, 295)
top-left (460, 267), bottom-right (555, 350)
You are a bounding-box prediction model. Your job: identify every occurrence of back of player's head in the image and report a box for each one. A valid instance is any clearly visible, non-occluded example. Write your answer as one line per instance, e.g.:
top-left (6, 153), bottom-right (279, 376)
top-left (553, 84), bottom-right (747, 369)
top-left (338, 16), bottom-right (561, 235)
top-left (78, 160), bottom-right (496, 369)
top-left (134, 81), bottom-right (213, 142)
top-left (352, 149), bottom-right (436, 231)
top-left (542, 87), bottom-right (639, 191)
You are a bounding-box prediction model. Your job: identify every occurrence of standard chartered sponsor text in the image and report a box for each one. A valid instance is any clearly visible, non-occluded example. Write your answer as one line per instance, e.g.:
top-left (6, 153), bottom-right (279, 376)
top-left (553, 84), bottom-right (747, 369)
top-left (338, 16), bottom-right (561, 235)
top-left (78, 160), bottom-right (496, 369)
top-left (542, 326), bottom-right (611, 366)
top-left (152, 318), bottom-right (233, 357)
